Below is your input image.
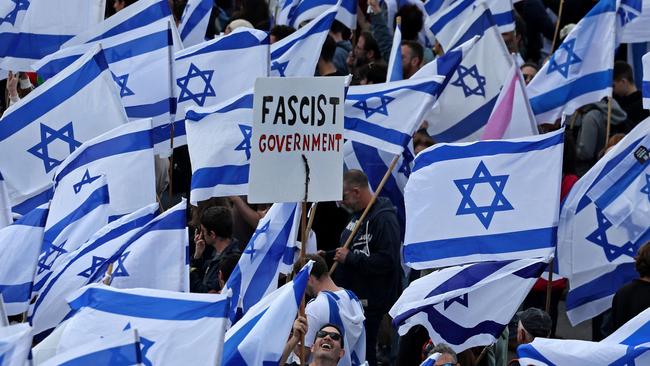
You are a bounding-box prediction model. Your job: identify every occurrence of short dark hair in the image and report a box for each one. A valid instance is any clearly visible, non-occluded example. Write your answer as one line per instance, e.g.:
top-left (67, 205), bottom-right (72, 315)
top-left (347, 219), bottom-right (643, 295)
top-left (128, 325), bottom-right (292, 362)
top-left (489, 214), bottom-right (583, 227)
top-left (269, 25), bottom-right (295, 42)
top-left (330, 20), bottom-right (351, 40)
top-left (521, 62), bottom-right (539, 71)
top-left (295, 254), bottom-right (329, 278)
top-left (218, 253), bottom-right (241, 282)
top-left (614, 60), bottom-right (634, 83)
top-left (317, 323), bottom-right (345, 348)
top-left (401, 40), bottom-right (423, 62)
top-left (357, 62), bottom-right (387, 84)
top-left (320, 35), bottom-right (336, 63)
top-left (636, 241), bottom-right (650, 277)
top-left (396, 5), bottom-right (423, 40)
top-left (200, 206), bottom-right (233, 239)
top-left (360, 31), bottom-right (382, 60)
top-left (343, 169), bottom-right (369, 188)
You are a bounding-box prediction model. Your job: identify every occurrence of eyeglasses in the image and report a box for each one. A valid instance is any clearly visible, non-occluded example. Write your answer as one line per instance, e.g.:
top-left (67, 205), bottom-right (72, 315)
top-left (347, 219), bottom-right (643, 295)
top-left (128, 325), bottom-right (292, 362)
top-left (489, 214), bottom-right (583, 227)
top-left (316, 330), bottom-right (342, 342)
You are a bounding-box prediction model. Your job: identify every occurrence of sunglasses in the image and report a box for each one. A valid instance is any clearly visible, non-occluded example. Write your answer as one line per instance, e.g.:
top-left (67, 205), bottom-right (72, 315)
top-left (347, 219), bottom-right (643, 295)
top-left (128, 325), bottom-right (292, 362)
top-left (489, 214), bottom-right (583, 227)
top-left (316, 330), bottom-right (342, 342)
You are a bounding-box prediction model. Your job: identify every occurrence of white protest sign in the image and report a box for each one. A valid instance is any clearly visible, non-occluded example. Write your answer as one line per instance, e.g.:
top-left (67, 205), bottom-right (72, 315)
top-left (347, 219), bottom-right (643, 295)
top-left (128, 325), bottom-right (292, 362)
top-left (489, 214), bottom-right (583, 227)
top-left (249, 77), bottom-right (345, 203)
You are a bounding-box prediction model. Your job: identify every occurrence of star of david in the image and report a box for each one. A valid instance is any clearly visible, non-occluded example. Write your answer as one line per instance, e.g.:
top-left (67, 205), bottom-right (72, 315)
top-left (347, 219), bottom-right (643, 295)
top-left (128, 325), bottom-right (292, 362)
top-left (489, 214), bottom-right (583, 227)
top-left (454, 161), bottom-right (513, 229)
top-left (398, 149), bottom-right (414, 177)
top-left (111, 73), bottom-right (135, 98)
top-left (73, 169), bottom-right (101, 194)
top-left (37, 241), bottom-right (68, 274)
top-left (271, 60), bottom-right (289, 77)
top-left (0, 0), bottom-right (29, 26)
top-left (234, 124), bottom-right (253, 160)
top-left (451, 65), bottom-right (487, 97)
top-left (352, 95), bottom-right (395, 119)
top-left (27, 122), bottom-right (82, 173)
top-left (547, 38), bottom-right (582, 79)
top-left (443, 294), bottom-right (468, 310)
top-left (78, 255), bottom-right (107, 278)
top-left (244, 221), bottom-right (270, 261)
top-left (139, 336), bottom-right (155, 366)
top-left (640, 174), bottom-right (650, 202)
top-left (586, 207), bottom-right (638, 262)
top-left (112, 251), bottom-right (130, 277)
top-left (618, 7), bottom-right (639, 27)
top-left (176, 63), bottom-right (215, 106)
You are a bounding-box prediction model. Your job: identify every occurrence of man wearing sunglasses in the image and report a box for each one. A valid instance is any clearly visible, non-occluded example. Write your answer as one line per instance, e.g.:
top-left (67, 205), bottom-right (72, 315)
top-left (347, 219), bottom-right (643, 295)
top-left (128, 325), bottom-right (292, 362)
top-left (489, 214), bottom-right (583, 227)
top-left (281, 319), bottom-right (345, 366)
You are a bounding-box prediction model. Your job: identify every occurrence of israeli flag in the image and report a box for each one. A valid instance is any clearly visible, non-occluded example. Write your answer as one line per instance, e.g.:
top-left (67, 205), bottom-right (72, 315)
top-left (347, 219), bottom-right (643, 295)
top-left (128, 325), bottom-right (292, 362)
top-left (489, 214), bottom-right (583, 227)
top-left (387, 24), bottom-right (403, 82)
top-left (641, 51), bottom-right (650, 109)
top-left (271, 5), bottom-right (337, 77)
top-left (58, 284), bottom-right (230, 366)
top-left (169, 28), bottom-right (268, 150)
top-left (0, 323), bottom-right (32, 366)
top-left (404, 130), bottom-right (563, 269)
top-left (527, 0), bottom-right (616, 125)
top-left (345, 76), bottom-right (445, 155)
top-left (0, 173), bottom-right (11, 229)
top-left (29, 203), bottom-right (159, 337)
top-left (618, 0), bottom-right (647, 44)
top-left (222, 261), bottom-right (312, 365)
top-left (35, 19), bottom-right (177, 156)
top-left (425, 0), bottom-right (513, 50)
top-left (423, 0), bottom-right (453, 16)
top-left (390, 257), bottom-right (549, 353)
top-left (61, 0), bottom-right (172, 48)
top-left (0, 0), bottom-right (104, 71)
top-left (412, 35), bottom-right (478, 82)
top-left (517, 308), bottom-right (650, 365)
top-left (424, 4), bottom-right (512, 142)
top-left (41, 329), bottom-right (142, 366)
top-left (108, 199), bottom-right (189, 293)
top-left (178, 0), bottom-right (213, 47)
top-left (0, 45), bottom-right (127, 208)
top-left (224, 202), bottom-right (301, 321)
top-left (557, 118), bottom-right (650, 325)
top-left (343, 141), bottom-right (413, 239)
top-left (53, 118), bottom-right (156, 220)
top-left (33, 175), bottom-right (111, 295)
top-left (0, 205), bottom-right (47, 315)
top-left (277, 0), bottom-right (355, 30)
top-left (185, 93), bottom-right (254, 204)
top-left (420, 353), bottom-right (441, 366)
top-left (11, 182), bottom-right (53, 217)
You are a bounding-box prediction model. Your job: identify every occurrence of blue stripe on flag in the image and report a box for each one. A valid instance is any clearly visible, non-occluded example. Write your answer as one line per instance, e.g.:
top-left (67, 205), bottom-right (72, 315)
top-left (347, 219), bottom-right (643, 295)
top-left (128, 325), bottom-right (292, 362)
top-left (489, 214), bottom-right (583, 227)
top-left (491, 11), bottom-right (513, 27)
top-left (0, 33), bottom-right (73, 60)
top-left (87, 0), bottom-right (171, 43)
top-left (449, 8), bottom-right (493, 50)
top-left (55, 130), bottom-right (153, 183)
top-left (124, 98), bottom-right (174, 118)
top-left (643, 81), bottom-right (650, 99)
top-left (0, 282), bottom-right (32, 303)
top-left (270, 12), bottom-right (336, 58)
top-left (56, 343), bottom-right (140, 365)
top-left (152, 120), bottom-right (186, 146)
top-left (180, 0), bottom-right (213, 40)
top-left (68, 287), bottom-right (229, 320)
top-left (37, 55), bottom-right (84, 79)
top-left (12, 187), bottom-right (54, 216)
top-left (565, 263), bottom-right (637, 311)
top-left (15, 207), bottom-right (49, 227)
top-left (346, 81), bottom-right (439, 100)
top-left (344, 117), bottom-right (412, 149)
top-left (176, 33), bottom-right (269, 60)
top-left (583, 0), bottom-right (616, 17)
top-left (517, 344), bottom-right (557, 365)
top-left (529, 70), bottom-right (613, 115)
top-left (431, 94), bottom-right (498, 142)
top-left (291, 0), bottom-right (356, 22)
top-left (429, 0), bottom-right (474, 34)
top-left (191, 165), bottom-right (250, 189)
top-left (404, 227), bottom-right (557, 263)
top-left (184, 94), bottom-right (255, 121)
top-left (414, 130), bottom-right (563, 172)
top-left (0, 50), bottom-right (110, 142)
top-left (104, 29), bottom-right (173, 63)
top-left (593, 157), bottom-right (649, 210)
top-left (222, 309), bottom-right (268, 363)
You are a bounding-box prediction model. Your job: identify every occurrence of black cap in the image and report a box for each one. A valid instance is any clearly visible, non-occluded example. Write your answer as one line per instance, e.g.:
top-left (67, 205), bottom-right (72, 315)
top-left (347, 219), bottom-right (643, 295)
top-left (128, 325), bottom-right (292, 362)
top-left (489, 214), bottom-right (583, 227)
top-left (517, 308), bottom-right (552, 338)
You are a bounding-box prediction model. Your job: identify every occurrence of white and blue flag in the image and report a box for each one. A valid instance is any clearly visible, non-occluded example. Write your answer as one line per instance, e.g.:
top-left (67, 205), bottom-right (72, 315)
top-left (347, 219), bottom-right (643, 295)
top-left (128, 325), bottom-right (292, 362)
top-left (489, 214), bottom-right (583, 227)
top-left (557, 118), bottom-right (650, 325)
top-left (108, 200), bottom-right (189, 293)
top-left (185, 93), bottom-right (254, 203)
top-left (345, 76), bottom-right (445, 155)
top-left (424, 4), bottom-right (512, 142)
top-left (0, 204), bottom-right (47, 315)
top-left (53, 118), bottom-right (156, 220)
top-left (641, 53), bottom-right (650, 109)
top-left (527, 0), bottom-right (616, 124)
top-left (618, 0), bottom-right (647, 44)
top-left (169, 28), bottom-right (268, 150)
top-left (0, 173), bottom-right (11, 229)
top-left (517, 308), bottom-right (650, 365)
top-left (390, 257), bottom-right (550, 353)
top-left (0, 0), bottom-right (104, 71)
top-left (404, 130), bottom-right (563, 269)
top-left (222, 261), bottom-right (312, 365)
top-left (41, 329), bottom-right (142, 366)
top-left (420, 353), bottom-right (442, 366)
top-left (277, 0), bottom-right (355, 30)
top-left (58, 284), bottom-right (230, 366)
top-left (271, 5), bottom-right (337, 77)
top-left (387, 23), bottom-right (403, 82)
top-left (178, 0), bottom-right (213, 47)
top-left (28, 203), bottom-right (159, 337)
top-left (0, 45), bottom-right (127, 208)
top-left (0, 323), bottom-right (32, 366)
top-left (224, 202), bottom-right (301, 321)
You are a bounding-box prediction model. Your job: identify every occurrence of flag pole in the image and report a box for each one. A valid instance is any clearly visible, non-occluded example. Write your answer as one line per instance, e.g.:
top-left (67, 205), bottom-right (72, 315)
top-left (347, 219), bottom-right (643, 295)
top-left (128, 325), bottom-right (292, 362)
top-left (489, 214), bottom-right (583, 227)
top-left (167, 18), bottom-right (176, 205)
top-left (545, 258), bottom-right (554, 313)
top-left (605, 96), bottom-right (612, 148)
top-left (550, 0), bottom-right (565, 52)
top-left (103, 263), bottom-right (114, 285)
top-left (305, 202), bottom-right (318, 238)
top-left (299, 154), bottom-right (311, 365)
top-left (330, 154), bottom-right (400, 275)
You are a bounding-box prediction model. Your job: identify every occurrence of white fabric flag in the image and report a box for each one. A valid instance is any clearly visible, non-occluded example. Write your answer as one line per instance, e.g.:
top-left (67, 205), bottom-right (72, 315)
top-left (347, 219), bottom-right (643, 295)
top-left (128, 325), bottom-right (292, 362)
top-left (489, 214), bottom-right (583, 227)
top-left (0, 45), bottom-right (127, 207)
top-left (643, 52), bottom-right (650, 109)
top-left (41, 329), bottom-right (141, 366)
top-left (58, 284), bottom-right (230, 366)
top-left (0, 173), bottom-right (12, 229)
top-left (0, 323), bottom-right (32, 366)
top-left (178, 0), bottom-right (213, 47)
top-left (404, 129), bottom-right (563, 269)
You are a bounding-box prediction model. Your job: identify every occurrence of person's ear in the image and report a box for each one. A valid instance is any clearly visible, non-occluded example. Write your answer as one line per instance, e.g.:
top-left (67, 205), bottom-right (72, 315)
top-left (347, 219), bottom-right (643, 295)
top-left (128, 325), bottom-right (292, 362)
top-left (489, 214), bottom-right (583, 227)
top-left (339, 348), bottom-right (345, 358)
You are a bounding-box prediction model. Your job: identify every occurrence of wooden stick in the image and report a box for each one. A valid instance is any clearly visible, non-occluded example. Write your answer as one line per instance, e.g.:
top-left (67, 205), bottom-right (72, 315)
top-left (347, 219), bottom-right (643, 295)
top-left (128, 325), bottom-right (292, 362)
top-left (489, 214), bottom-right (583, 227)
top-left (305, 202), bottom-right (319, 235)
top-left (545, 258), bottom-right (554, 314)
top-left (605, 96), bottom-right (612, 148)
top-left (330, 154), bottom-right (400, 275)
top-left (298, 153), bottom-right (311, 365)
top-left (103, 263), bottom-right (114, 285)
top-left (550, 0), bottom-right (565, 52)
top-left (474, 343), bottom-right (493, 365)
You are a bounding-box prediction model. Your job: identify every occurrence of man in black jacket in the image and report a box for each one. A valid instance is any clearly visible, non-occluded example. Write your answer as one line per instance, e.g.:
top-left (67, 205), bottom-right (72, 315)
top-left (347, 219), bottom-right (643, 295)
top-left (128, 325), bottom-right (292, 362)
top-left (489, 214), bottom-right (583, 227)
top-left (327, 169), bottom-right (401, 366)
top-left (190, 206), bottom-right (241, 293)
